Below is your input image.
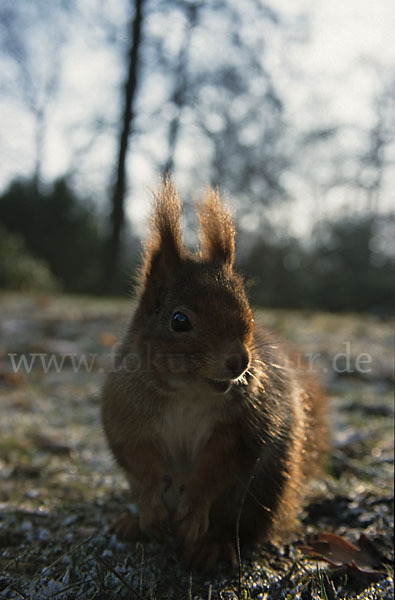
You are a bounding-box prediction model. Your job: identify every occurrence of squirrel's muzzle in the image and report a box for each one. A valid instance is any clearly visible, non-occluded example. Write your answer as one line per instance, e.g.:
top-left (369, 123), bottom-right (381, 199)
top-left (225, 352), bottom-right (250, 379)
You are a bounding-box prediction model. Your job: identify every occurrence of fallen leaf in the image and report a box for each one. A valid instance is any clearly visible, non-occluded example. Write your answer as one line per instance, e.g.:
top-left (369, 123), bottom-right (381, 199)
top-left (30, 432), bottom-right (72, 456)
top-left (97, 332), bottom-right (117, 347)
top-left (75, 526), bottom-right (98, 537)
top-left (0, 556), bottom-right (37, 575)
top-left (33, 338), bottom-right (83, 356)
top-left (0, 361), bottom-right (25, 386)
top-left (300, 532), bottom-right (386, 575)
top-left (11, 464), bottom-right (42, 479)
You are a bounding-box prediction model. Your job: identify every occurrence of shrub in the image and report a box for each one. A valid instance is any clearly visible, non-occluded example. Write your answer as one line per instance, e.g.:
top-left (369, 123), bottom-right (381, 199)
top-left (0, 226), bottom-right (59, 292)
top-left (0, 177), bottom-right (105, 292)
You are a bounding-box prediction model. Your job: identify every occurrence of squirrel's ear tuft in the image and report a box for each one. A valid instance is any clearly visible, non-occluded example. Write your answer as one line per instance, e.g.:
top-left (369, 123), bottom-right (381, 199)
top-left (197, 187), bottom-right (235, 266)
top-left (138, 177), bottom-right (183, 305)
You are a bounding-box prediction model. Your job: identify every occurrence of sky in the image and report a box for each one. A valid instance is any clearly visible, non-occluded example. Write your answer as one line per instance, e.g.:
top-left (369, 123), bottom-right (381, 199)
top-left (273, 0), bottom-right (394, 122)
top-left (264, 0), bottom-right (395, 232)
top-left (1, 0), bottom-right (394, 235)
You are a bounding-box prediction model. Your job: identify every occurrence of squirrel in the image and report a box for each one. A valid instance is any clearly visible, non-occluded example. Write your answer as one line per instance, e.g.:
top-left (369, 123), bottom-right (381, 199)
top-left (101, 178), bottom-right (328, 571)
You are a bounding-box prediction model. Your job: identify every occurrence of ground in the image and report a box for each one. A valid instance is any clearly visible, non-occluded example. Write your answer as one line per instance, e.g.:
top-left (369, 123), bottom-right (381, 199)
top-left (0, 292), bottom-right (393, 599)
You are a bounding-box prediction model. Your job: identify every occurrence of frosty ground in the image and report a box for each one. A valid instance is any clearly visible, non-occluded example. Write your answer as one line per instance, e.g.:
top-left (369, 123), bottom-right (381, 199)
top-left (0, 293), bottom-right (393, 599)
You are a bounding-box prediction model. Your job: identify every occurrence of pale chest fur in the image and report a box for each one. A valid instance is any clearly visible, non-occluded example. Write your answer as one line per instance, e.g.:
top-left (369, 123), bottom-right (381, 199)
top-left (156, 389), bottom-right (222, 511)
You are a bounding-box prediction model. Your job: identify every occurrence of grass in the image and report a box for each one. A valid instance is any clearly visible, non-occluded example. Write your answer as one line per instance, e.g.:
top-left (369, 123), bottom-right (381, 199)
top-left (0, 292), bottom-right (393, 599)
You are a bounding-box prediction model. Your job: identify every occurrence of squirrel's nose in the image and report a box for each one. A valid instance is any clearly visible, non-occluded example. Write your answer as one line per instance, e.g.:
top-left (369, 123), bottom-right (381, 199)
top-left (225, 352), bottom-right (249, 379)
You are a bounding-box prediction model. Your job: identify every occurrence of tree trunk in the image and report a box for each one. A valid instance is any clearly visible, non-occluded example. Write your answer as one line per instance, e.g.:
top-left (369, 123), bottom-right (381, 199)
top-left (162, 3), bottom-right (198, 177)
top-left (32, 107), bottom-right (45, 190)
top-left (103, 0), bottom-right (145, 294)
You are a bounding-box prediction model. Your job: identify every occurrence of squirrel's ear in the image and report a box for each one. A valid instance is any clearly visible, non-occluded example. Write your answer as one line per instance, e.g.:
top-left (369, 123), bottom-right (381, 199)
top-left (138, 178), bottom-right (183, 308)
top-left (197, 187), bottom-right (235, 266)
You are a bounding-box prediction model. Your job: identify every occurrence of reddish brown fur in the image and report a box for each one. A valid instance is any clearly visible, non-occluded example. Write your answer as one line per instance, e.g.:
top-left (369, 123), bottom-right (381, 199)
top-left (138, 179), bottom-right (183, 287)
top-left (197, 187), bottom-right (235, 264)
top-left (101, 177), bottom-right (328, 570)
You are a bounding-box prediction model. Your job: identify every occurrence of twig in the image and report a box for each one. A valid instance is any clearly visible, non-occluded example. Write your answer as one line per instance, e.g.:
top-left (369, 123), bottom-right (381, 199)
top-left (2, 585), bottom-right (27, 600)
top-left (50, 578), bottom-right (96, 599)
top-left (137, 541), bottom-right (145, 597)
top-left (235, 457), bottom-right (261, 598)
top-left (29, 535), bottom-right (95, 600)
top-left (188, 571), bottom-right (193, 600)
top-left (99, 557), bottom-right (146, 599)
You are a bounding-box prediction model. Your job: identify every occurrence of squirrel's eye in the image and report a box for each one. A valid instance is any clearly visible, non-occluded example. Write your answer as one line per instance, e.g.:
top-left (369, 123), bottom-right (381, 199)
top-left (171, 312), bottom-right (192, 332)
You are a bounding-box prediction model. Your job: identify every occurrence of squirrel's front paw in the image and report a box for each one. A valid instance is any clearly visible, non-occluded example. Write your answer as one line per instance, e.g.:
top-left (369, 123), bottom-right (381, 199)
top-left (108, 512), bottom-right (142, 541)
top-left (175, 494), bottom-right (210, 548)
top-left (138, 486), bottom-right (168, 539)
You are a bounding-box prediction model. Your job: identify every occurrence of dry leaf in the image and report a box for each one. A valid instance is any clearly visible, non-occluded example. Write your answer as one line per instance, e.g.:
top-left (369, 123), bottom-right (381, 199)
top-left (30, 432), bottom-right (72, 456)
top-left (301, 532), bottom-right (385, 576)
top-left (97, 332), bottom-right (117, 347)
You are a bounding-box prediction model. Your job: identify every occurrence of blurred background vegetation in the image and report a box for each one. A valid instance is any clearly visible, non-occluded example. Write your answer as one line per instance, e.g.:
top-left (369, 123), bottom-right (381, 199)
top-left (0, 0), bottom-right (394, 311)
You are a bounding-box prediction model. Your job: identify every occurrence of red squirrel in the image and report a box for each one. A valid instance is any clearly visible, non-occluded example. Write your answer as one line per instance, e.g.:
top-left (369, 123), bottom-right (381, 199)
top-left (101, 178), bottom-right (328, 570)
